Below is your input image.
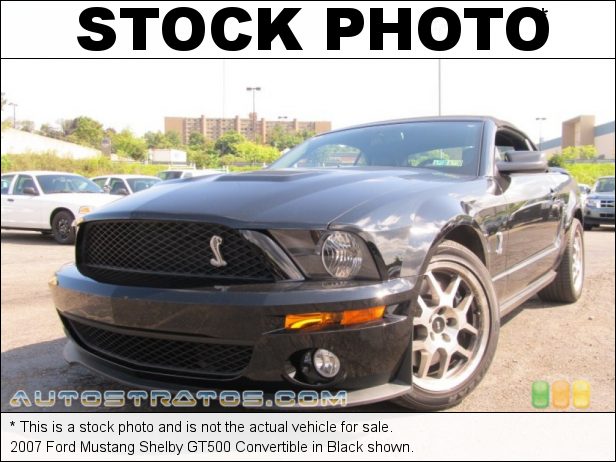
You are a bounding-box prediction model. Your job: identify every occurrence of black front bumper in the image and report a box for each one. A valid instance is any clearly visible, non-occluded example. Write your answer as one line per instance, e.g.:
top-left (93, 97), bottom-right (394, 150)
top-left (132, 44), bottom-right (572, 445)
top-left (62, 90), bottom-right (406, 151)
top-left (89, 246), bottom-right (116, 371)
top-left (51, 264), bottom-right (417, 406)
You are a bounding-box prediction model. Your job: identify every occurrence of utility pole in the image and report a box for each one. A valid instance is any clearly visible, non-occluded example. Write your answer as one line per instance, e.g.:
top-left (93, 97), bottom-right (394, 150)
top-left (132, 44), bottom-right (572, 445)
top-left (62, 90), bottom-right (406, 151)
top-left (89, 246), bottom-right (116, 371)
top-left (246, 87), bottom-right (261, 140)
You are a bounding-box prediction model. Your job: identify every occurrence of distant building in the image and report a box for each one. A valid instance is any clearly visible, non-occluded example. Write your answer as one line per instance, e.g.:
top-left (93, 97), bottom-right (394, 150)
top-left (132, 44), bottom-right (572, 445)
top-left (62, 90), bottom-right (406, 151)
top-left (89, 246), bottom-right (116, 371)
top-left (0, 128), bottom-right (100, 159)
top-left (165, 113), bottom-right (331, 144)
top-left (541, 116), bottom-right (615, 159)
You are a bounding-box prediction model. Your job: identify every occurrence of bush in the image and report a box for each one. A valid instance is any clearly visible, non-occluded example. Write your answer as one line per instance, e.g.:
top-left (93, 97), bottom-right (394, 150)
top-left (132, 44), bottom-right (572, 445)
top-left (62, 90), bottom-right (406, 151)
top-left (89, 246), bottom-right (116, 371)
top-left (549, 145), bottom-right (598, 167)
top-left (565, 163), bottom-right (615, 186)
top-left (1, 153), bottom-right (168, 177)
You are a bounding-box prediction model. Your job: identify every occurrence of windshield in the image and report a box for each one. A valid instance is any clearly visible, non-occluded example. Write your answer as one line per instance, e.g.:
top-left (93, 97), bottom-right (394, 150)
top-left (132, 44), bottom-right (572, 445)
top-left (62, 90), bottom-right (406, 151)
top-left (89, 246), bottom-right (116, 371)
top-left (270, 121), bottom-right (484, 176)
top-left (594, 177), bottom-right (615, 193)
top-left (37, 174), bottom-right (103, 194)
top-left (127, 177), bottom-right (161, 192)
top-left (158, 171), bottom-right (183, 180)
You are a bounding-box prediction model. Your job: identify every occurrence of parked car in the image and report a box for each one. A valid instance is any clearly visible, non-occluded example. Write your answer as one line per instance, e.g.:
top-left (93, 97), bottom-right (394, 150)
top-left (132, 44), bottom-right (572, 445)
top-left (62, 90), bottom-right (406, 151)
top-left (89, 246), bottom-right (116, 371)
top-left (578, 183), bottom-right (591, 205)
top-left (91, 174), bottom-right (161, 195)
top-left (157, 169), bottom-right (224, 181)
top-left (583, 176), bottom-right (615, 230)
top-left (1, 171), bottom-right (118, 244)
top-left (50, 117), bottom-right (585, 410)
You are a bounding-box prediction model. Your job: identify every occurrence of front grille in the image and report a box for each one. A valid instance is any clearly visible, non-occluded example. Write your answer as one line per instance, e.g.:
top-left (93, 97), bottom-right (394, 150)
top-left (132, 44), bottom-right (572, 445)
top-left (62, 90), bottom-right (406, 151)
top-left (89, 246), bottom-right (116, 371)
top-left (68, 318), bottom-right (252, 377)
top-left (78, 220), bottom-right (285, 287)
top-left (600, 200), bottom-right (614, 208)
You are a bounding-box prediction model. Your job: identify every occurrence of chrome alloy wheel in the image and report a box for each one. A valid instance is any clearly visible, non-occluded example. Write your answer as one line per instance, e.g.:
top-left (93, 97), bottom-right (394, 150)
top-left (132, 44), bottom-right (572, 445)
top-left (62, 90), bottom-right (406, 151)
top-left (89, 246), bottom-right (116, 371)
top-left (571, 229), bottom-right (584, 294)
top-left (412, 262), bottom-right (490, 392)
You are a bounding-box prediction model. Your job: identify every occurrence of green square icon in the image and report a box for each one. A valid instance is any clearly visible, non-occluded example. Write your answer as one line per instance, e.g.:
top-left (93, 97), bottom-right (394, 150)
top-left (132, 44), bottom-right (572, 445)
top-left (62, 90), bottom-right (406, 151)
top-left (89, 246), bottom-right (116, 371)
top-left (532, 381), bottom-right (550, 408)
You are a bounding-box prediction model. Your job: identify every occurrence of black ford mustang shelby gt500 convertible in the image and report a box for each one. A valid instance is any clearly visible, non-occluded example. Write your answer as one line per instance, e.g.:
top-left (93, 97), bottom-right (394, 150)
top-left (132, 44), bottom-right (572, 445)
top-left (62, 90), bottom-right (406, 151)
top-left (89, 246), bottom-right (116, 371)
top-left (50, 117), bottom-right (585, 410)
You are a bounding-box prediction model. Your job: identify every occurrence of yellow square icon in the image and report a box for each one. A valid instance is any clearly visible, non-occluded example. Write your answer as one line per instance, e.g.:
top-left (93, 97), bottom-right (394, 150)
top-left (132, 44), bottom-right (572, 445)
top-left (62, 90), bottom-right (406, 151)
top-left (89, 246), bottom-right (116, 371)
top-left (552, 380), bottom-right (570, 409)
top-left (572, 380), bottom-right (591, 409)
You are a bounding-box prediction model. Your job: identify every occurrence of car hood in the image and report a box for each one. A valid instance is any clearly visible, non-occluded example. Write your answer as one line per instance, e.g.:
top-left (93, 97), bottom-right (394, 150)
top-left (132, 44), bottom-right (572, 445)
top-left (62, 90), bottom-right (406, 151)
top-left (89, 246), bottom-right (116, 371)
top-left (587, 192), bottom-right (615, 200)
top-left (43, 192), bottom-right (120, 206)
top-left (86, 168), bottom-right (467, 228)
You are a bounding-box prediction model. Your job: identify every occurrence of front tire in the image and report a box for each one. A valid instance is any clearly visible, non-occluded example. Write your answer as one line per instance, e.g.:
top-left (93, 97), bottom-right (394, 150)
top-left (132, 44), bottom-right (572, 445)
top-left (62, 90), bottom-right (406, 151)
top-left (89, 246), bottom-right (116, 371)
top-left (395, 240), bottom-right (500, 411)
top-left (538, 219), bottom-right (584, 303)
top-left (51, 210), bottom-right (76, 245)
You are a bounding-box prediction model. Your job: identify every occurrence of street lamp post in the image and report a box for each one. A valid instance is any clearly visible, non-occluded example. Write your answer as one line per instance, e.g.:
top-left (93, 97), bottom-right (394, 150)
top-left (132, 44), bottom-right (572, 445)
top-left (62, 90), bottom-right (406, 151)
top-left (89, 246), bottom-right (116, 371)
top-left (8, 102), bottom-right (17, 128)
top-left (246, 86), bottom-right (261, 140)
top-left (536, 117), bottom-right (547, 150)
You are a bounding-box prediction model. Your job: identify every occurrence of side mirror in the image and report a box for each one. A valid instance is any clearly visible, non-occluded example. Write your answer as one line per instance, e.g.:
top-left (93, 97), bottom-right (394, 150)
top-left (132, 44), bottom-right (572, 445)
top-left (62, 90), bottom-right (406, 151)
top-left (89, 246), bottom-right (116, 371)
top-left (23, 187), bottom-right (39, 196)
top-left (113, 188), bottom-right (130, 196)
top-left (497, 150), bottom-right (548, 174)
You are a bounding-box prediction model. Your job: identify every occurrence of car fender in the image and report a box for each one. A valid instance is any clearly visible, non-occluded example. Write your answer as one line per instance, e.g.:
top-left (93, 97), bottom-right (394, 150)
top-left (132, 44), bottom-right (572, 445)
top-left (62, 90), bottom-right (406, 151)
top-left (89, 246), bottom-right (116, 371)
top-left (334, 190), bottom-right (490, 281)
top-left (400, 200), bottom-right (490, 280)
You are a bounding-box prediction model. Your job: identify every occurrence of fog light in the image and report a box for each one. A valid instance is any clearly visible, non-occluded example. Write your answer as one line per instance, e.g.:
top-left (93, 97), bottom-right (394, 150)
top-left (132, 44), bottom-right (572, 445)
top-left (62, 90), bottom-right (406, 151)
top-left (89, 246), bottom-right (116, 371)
top-left (312, 349), bottom-right (340, 378)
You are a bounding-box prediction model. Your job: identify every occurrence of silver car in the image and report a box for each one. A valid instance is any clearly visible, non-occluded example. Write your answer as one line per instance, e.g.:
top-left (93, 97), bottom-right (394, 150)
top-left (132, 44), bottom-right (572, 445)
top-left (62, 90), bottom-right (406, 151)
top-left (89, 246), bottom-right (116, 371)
top-left (584, 176), bottom-right (615, 230)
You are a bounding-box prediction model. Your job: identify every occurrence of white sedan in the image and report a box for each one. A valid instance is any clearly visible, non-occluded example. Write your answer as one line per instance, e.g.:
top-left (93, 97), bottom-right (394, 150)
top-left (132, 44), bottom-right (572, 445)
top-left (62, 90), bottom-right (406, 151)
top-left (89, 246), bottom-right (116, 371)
top-left (1, 171), bottom-right (119, 244)
top-left (90, 174), bottom-right (161, 195)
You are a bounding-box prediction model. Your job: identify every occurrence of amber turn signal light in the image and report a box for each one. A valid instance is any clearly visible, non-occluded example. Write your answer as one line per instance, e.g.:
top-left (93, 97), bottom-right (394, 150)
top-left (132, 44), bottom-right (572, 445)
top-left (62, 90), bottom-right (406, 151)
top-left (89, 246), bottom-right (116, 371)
top-left (285, 306), bottom-right (385, 330)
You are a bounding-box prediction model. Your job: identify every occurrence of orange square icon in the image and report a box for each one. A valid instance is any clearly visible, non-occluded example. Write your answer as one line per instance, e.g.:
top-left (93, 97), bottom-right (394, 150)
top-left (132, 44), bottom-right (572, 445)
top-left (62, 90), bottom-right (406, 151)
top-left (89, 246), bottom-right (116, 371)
top-left (552, 380), bottom-right (570, 409)
top-left (572, 380), bottom-right (591, 409)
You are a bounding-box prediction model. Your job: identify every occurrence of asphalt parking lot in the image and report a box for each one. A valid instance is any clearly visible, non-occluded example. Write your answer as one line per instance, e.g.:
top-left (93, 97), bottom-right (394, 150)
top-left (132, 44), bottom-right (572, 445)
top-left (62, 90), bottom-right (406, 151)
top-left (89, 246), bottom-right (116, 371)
top-left (1, 228), bottom-right (614, 412)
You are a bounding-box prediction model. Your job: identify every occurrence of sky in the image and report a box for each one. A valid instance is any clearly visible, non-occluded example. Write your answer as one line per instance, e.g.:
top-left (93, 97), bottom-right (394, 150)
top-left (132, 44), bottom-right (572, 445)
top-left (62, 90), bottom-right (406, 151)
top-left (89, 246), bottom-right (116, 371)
top-left (1, 58), bottom-right (614, 143)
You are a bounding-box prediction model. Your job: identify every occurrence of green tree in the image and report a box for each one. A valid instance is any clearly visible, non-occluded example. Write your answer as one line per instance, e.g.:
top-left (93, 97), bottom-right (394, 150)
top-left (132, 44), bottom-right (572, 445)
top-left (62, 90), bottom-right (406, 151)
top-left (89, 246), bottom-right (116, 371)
top-left (164, 131), bottom-right (182, 148)
top-left (220, 153), bottom-right (242, 166)
top-left (235, 141), bottom-right (281, 165)
top-left (186, 134), bottom-right (216, 168)
top-left (59, 118), bottom-right (76, 138)
top-left (38, 123), bottom-right (63, 139)
top-left (112, 129), bottom-right (147, 161)
top-left (188, 132), bottom-right (206, 148)
top-left (267, 126), bottom-right (313, 150)
top-left (144, 131), bottom-right (170, 149)
top-left (66, 116), bottom-right (104, 148)
top-left (214, 131), bottom-right (246, 156)
top-left (18, 120), bottom-right (35, 132)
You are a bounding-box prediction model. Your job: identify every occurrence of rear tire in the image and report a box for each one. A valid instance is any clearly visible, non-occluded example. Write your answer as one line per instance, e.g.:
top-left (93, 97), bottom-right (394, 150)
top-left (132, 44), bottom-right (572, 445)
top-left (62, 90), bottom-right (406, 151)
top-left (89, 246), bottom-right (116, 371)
top-left (538, 219), bottom-right (584, 303)
top-left (394, 240), bottom-right (500, 411)
top-left (583, 223), bottom-right (593, 231)
top-left (51, 210), bottom-right (76, 245)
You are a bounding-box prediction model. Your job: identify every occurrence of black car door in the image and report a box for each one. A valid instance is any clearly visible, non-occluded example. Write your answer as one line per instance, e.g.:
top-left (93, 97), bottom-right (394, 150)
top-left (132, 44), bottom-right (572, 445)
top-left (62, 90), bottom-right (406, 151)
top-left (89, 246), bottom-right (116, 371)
top-left (495, 130), bottom-right (562, 300)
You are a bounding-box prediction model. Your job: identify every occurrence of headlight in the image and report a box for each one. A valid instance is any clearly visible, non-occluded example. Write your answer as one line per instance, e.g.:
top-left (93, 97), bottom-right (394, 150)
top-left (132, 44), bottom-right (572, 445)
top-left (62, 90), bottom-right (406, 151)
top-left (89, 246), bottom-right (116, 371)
top-left (321, 231), bottom-right (363, 279)
top-left (585, 198), bottom-right (601, 208)
top-left (268, 229), bottom-right (381, 280)
top-left (78, 206), bottom-right (92, 215)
